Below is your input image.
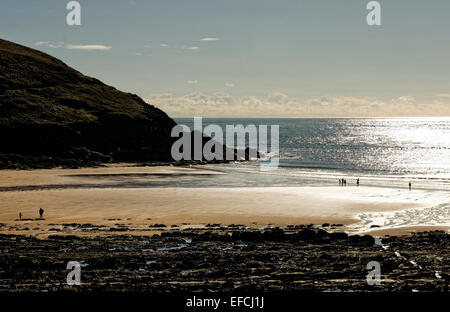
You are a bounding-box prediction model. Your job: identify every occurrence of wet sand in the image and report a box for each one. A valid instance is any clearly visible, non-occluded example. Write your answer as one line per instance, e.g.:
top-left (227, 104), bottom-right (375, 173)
top-left (0, 165), bottom-right (448, 237)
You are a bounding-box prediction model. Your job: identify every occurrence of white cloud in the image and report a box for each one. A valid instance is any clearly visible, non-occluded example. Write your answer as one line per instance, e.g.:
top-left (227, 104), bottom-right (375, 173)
top-left (396, 96), bottom-right (415, 102)
top-left (35, 42), bottom-right (112, 51)
top-left (66, 44), bottom-right (112, 50)
top-left (183, 46), bottom-right (200, 50)
top-left (160, 44), bottom-right (169, 47)
top-left (131, 52), bottom-right (151, 56)
top-left (35, 41), bottom-right (64, 48)
top-left (187, 80), bottom-right (198, 84)
top-left (200, 37), bottom-right (220, 41)
top-left (225, 83), bottom-right (234, 87)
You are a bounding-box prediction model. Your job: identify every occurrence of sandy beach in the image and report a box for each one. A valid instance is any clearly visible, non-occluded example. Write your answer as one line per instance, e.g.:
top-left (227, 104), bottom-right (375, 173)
top-left (0, 165), bottom-right (448, 237)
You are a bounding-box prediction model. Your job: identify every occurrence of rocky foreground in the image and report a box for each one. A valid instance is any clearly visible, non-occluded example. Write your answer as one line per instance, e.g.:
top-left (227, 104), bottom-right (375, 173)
top-left (0, 226), bottom-right (448, 292)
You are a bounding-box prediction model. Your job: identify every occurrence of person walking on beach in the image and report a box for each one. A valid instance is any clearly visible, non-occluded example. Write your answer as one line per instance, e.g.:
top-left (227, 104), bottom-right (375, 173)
top-left (409, 182), bottom-right (412, 191)
top-left (19, 212), bottom-right (22, 220)
top-left (357, 178), bottom-right (360, 186)
top-left (339, 179), bottom-right (342, 186)
top-left (39, 208), bottom-right (44, 219)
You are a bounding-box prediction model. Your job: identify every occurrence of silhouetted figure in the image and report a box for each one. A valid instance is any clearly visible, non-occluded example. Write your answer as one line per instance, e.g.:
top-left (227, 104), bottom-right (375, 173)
top-left (39, 208), bottom-right (44, 219)
top-left (19, 212), bottom-right (22, 220)
top-left (357, 178), bottom-right (360, 186)
top-left (339, 179), bottom-right (342, 186)
top-left (409, 182), bottom-right (412, 191)
top-left (344, 179), bottom-right (347, 186)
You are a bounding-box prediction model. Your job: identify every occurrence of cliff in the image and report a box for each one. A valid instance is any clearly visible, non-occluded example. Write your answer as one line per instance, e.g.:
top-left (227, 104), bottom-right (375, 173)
top-left (0, 39), bottom-right (177, 168)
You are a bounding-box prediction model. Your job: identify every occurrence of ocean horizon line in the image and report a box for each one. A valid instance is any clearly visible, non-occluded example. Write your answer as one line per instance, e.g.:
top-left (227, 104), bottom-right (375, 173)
top-left (173, 116), bottom-right (450, 120)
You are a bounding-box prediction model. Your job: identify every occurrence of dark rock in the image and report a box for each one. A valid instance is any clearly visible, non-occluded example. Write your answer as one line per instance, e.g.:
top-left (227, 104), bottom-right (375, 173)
top-left (241, 231), bottom-right (262, 241)
top-left (1, 228), bottom-right (447, 292)
top-left (262, 227), bottom-right (285, 241)
top-left (109, 227), bottom-right (129, 232)
top-left (149, 224), bottom-right (167, 228)
top-left (361, 235), bottom-right (375, 245)
top-left (349, 235), bottom-right (375, 246)
top-left (297, 228), bottom-right (317, 241)
top-left (47, 235), bottom-right (79, 240)
top-left (330, 232), bottom-right (348, 240)
top-left (316, 229), bottom-right (330, 240)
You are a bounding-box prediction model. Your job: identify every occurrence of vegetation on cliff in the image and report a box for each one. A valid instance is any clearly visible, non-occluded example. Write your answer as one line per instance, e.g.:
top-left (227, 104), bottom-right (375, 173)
top-left (0, 39), bottom-right (177, 168)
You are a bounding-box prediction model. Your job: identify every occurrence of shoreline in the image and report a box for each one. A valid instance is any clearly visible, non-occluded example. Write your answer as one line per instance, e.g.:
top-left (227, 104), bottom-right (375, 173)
top-left (0, 165), bottom-right (449, 237)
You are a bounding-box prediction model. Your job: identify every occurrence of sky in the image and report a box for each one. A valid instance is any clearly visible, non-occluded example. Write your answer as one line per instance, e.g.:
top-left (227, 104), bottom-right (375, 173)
top-left (1, 0), bottom-right (450, 117)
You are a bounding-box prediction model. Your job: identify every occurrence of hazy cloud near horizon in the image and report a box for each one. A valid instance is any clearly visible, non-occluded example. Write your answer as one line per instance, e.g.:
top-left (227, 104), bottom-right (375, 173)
top-left (35, 41), bottom-right (111, 51)
top-left (145, 92), bottom-right (450, 118)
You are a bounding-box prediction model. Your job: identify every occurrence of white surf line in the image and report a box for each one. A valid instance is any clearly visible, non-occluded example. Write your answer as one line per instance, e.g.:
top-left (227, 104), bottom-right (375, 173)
top-left (351, 201), bottom-right (450, 235)
top-left (375, 237), bottom-right (442, 277)
top-left (375, 238), bottom-right (417, 269)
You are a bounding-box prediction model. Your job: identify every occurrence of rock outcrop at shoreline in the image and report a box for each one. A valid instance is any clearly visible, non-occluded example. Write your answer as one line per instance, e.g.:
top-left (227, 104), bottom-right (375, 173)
top-left (0, 227), bottom-right (448, 292)
top-left (0, 39), bottom-right (177, 169)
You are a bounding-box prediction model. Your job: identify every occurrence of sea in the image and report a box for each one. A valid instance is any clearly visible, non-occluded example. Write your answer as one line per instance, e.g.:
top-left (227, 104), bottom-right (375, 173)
top-left (175, 117), bottom-right (450, 191)
top-left (173, 117), bottom-right (450, 232)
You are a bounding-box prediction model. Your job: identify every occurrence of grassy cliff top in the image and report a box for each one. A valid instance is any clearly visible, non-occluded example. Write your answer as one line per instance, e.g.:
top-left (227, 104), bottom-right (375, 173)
top-left (0, 39), bottom-right (174, 127)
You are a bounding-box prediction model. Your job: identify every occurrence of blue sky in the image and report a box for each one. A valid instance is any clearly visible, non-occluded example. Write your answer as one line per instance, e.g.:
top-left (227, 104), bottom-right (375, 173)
top-left (1, 0), bottom-right (450, 117)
